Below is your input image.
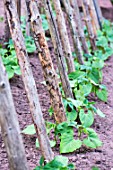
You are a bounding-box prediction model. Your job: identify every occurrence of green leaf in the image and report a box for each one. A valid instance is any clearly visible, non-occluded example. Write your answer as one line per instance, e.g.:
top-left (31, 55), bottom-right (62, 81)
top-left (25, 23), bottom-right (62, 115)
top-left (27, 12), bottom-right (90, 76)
top-left (0, 17), bottom-right (4, 22)
top-left (50, 140), bottom-right (56, 148)
top-left (26, 43), bottom-right (36, 53)
top-left (96, 36), bottom-right (108, 47)
top-left (92, 60), bottom-right (104, 69)
top-left (96, 109), bottom-right (105, 118)
top-left (92, 166), bottom-right (100, 170)
top-left (83, 128), bottom-right (102, 148)
top-left (60, 131), bottom-right (82, 153)
top-left (60, 137), bottom-right (82, 153)
top-left (97, 30), bottom-right (103, 37)
top-left (6, 66), bottom-right (15, 79)
top-left (56, 122), bottom-right (72, 135)
top-left (12, 65), bottom-right (21, 75)
top-left (99, 84), bottom-right (107, 90)
top-left (39, 156), bottom-right (44, 166)
top-left (41, 14), bottom-right (49, 31)
top-left (96, 88), bottom-right (107, 102)
top-left (45, 121), bottom-right (56, 134)
top-left (88, 68), bottom-right (100, 84)
top-left (22, 124), bottom-right (36, 135)
top-left (48, 107), bottom-right (54, 116)
top-left (44, 156), bottom-right (68, 169)
top-left (94, 50), bottom-right (104, 60)
top-left (79, 83), bottom-right (92, 96)
top-left (74, 89), bottom-right (85, 102)
top-left (67, 164), bottom-right (75, 170)
top-left (67, 98), bottom-right (83, 108)
top-left (68, 71), bottom-right (85, 80)
top-left (79, 109), bottom-right (94, 127)
top-left (104, 47), bottom-right (113, 58)
top-left (69, 80), bottom-right (77, 88)
top-left (36, 138), bottom-right (40, 148)
top-left (66, 109), bottom-right (77, 121)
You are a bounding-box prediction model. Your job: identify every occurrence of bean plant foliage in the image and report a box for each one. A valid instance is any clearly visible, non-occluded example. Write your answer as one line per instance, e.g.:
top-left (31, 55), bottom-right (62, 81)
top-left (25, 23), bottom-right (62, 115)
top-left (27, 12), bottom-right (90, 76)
top-left (34, 155), bottom-right (75, 170)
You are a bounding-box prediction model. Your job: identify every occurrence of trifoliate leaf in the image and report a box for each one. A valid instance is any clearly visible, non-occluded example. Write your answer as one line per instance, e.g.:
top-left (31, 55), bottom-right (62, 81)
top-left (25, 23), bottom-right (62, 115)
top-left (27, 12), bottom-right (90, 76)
top-left (22, 124), bottom-right (36, 135)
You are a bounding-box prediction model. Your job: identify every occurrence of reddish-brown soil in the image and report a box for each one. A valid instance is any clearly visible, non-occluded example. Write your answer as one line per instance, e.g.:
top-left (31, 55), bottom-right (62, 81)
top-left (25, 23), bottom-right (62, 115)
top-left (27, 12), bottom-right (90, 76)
top-left (0, 0), bottom-right (113, 170)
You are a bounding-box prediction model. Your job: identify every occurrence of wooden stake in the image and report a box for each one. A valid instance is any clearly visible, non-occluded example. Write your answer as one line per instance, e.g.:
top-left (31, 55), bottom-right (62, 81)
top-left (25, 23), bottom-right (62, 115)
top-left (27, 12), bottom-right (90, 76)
top-left (62, 0), bottom-right (84, 65)
top-left (81, 0), bottom-right (96, 51)
top-left (86, 0), bottom-right (97, 37)
top-left (0, 57), bottom-right (29, 170)
top-left (53, 0), bottom-right (75, 73)
top-left (25, 0), bottom-right (67, 123)
top-left (92, 0), bottom-right (103, 29)
top-left (89, 0), bottom-right (99, 31)
top-left (4, 0), bottom-right (54, 162)
top-left (16, 0), bottom-right (21, 21)
top-left (43, 0), bottom-right (73, 98)
top-left (70, 0), bottom-right (89, 54)
top-left (4, 10), bottom-right (10, 43)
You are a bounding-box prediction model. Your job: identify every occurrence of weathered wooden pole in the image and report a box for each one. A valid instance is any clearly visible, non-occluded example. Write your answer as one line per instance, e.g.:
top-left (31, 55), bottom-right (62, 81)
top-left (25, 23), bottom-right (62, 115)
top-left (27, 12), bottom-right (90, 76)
top-left (70, 0), bottom-right (89, 54)
top-left (52, 0), bottom-right (75, 73)
top-left (81, 0), bottom-right (96, 51)
top-left (43, 0), bottom-right (73, 98)
top-left (16, 0), bottom-right (21, 21)
top-left (4, 10), bottom-right (10, 43)
top-left (25, 0), bottom-right (31, 36)
top-left (89, 0), bottom-right (99, 30)
top-left (61, 0), bottom-right (84, 64)
top-left (88, 0), bottom-right (97, 37)
top-left (0, 57), bottom-right (29, 170)
top-left (25, 0), bottom-right (67, 123)
top-left (92, 0), bottom-right (103, 29)
top-left (4, 0), bottom-right (54, 162)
